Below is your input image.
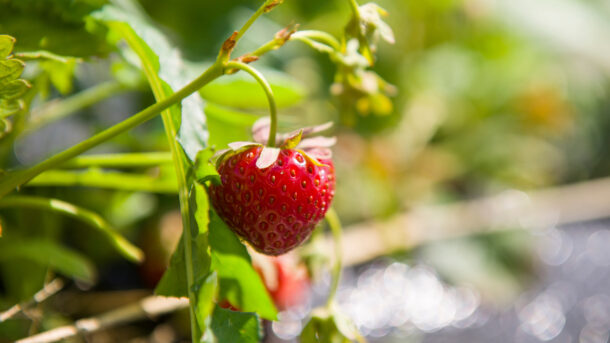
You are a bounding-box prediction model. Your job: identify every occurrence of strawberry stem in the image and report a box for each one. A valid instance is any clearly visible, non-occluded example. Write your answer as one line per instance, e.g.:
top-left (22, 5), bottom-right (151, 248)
top-left (324, 207), bottom-right (343, 307)
top-left (224, 61), bottom-right (278, 147)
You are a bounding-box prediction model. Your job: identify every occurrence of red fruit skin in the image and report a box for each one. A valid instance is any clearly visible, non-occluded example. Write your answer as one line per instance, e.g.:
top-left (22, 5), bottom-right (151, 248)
top-left (258, 256), bottom-right (310, 311)
top-left (219, 255), bottom-right (310, 312)
top-left (218, 299), bottom-right (240, 311)
top-left (210, 146), bottom-right (335, 255)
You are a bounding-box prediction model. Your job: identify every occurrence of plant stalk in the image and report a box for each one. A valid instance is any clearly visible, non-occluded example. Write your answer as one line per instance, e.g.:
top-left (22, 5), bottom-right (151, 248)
top-left (0, 63), bottom-right (224, 199)
top-left (26, 169), bottom-right (177, 193)
top-left (0, 196), bottom-right (143, 262)
top-left (60, 152), bottom-right (172, 169)
top-left (234, 0), bottom-right (280, 43)
top-left (21, 81), bottom-right (126, 136)
top-left (324, 207), bottom-right (343, 307)
top-left (224, 61), bottom-right (277, 147)
top-left (292, 30), bottom-right (341, 51)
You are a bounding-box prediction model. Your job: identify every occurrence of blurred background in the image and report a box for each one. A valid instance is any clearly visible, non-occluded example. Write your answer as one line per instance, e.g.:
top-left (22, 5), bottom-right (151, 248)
top-left (2, 0), bottom-right (610, 342)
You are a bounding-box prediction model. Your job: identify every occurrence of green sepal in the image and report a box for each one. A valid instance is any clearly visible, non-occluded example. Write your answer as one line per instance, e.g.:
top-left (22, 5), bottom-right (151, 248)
top-left (212, 141), bottom-right (261, 169)
top-left (301, 305), bottom-right (365, 343)
top-left (195, 148), bottom-right (221, 185)
top-left (280, 129), bottom-right (303, 149)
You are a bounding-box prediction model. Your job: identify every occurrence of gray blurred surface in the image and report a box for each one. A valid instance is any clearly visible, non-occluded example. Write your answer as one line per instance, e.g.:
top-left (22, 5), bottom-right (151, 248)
top-left (268, 220), bottom-right (610, 343)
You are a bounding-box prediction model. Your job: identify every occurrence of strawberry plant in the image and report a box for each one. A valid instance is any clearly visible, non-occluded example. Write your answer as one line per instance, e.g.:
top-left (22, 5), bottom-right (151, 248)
top-left (0, 0), bottom-right (392, 342)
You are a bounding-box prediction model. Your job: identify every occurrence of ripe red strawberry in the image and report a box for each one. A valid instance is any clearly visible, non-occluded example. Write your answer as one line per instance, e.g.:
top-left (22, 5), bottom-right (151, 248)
top-left (210, 146), bottom-right (334, 255)
top-left (209, 120), bottom-right (336, 255)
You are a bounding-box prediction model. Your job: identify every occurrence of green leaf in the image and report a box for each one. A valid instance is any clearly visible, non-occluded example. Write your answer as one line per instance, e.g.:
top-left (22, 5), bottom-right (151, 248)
top-left (0, 34), bottom-right (29, 118)
top-left (156, 183), bottom-right (211, 297)
top-left (302, 316), bottom-right (337, 343)
top-left (0, 0), bottom-right (112, 57)
top-left (301, 314), bottom-right (349, 343)
top-left (0, 35), bottom-right (15, 59)
top-left (92, 1), bottom-right (208, 162)
top-left (193, 271), bottom-right (218, 333)
top-left (200, 69), bottom-right (305, 110)
top-left (0, 59), bottom-right (24, 84)
top-left (0, 118), bottom-right (10, 139)
top-left (209, 306), bottom-right (262, 343)
top-left (195, 148), bottom-right (220, 185)
top-left (0, 79), bottom-right (30, 100)
top-left (0, 195), bottom-right (144, 263)
top-left (301, 307), bottom-right (365, 343)
top-left (209, 210), bottom-right (278, 320)
top-left (155, 237), bottom-right (189, 297)
top-left (40, 59), bottom-right (78, 95)
top-left (0, 99), bottom-right (22, 118)
top-left (0, 239), bottom-right (96, 282)
top-left (205, 102), bottom-right (260, 149)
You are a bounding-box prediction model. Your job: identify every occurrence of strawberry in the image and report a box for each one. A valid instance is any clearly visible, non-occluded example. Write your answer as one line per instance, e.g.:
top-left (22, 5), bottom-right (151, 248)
top-left (256, 255), bottom-right (310, 311)
top-left (220, 253), bottom-right (310, 311)
top-left (209, 120), bottom-right (335, 255)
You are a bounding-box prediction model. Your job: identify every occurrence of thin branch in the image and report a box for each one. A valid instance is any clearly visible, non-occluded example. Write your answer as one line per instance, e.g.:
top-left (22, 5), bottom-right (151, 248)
top-left (292, 30), bottom-right (341, 51)
top-left (234, 0), bottom-right (281, 43)
top-left (27, 169), bottom-right (177, 194)
top-left (0, 279), bottom-right (64, 323)
top-left (324, 208), bottom-right (343, 308)
top-left (60, 152), bottom-right (172, 169)
top-left (0, 196), bottom-right (144, 262)
top-left (224, 61), bottom-right (278, 147)
top-left (14, 51), bottom-right (82, 64)
top-left (347, 0), bottom-right (360, 17)
top-left (0, 63), bottom-right (224, 198)
top-left (21, 81), bottom-right (125, 136)
top-left (15, 296), bottom-right (188, 343)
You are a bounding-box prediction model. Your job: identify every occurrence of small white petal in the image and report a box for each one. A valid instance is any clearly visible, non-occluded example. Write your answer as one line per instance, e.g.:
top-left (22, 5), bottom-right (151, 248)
top-left (303, 147), bottom-right (333, 161)
top-left (256, 147), bottom-right (281, 169)
top-left (252, 117), bottom-right (271, 144)
top-left (378, 21), bottom-right (395, 44)
top-left (298, 136), bottom-right (337, 149)
top-left (228, 141), bottom-right (258, 150)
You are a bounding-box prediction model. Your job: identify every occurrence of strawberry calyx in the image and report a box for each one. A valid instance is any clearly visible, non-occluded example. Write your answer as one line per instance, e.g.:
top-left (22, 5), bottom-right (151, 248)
top-left (212, 118), bottom-right (335, 170)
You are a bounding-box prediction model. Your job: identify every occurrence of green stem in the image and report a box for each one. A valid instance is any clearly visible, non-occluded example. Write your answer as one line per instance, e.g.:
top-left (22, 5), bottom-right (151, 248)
top-left (234, 0), bottom-right (279, 43)
top-left (60, 152), bottom-right (172, 169)
top-left (27, 169), bottom-right (177, 193)
top-left (224, 61), bottom-right (277, 147)
top-left (249, 37), bottom-right (283, 58)
top-left (120, 28), bottom-right (205, 342)
top-left (290, 36), bottom-right (341, 61)
top-left (324, 207), bottom-right (343, 307)
top-left (0, 195), bottom-right (143, 262)
top-left (15, 51), bottom-right (82, 64)
top-left (249, 30), bottom-right (341, 63)
top-left (22, 81), bottom-right (126, 136)
top-left (0, 63), bottom-right (224, 199)
top-left (347, 0), bottom-right (361, 18)
top-left (292, 30), bottom-right (341, 51)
